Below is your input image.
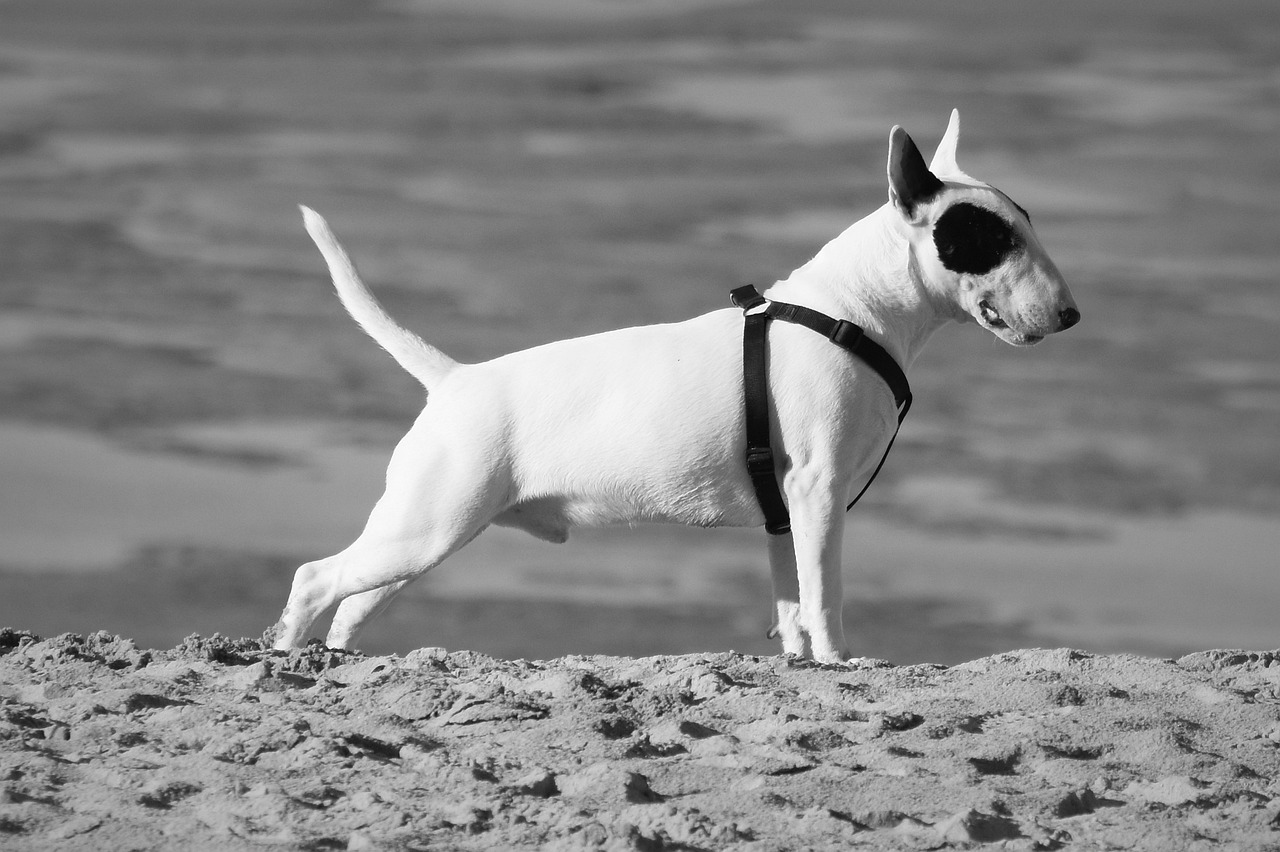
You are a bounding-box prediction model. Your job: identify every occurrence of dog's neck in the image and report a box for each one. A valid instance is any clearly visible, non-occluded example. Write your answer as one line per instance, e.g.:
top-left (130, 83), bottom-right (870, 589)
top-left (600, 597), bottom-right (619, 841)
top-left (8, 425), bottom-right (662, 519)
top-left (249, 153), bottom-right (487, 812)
top-left (767, 204), bottom-right (963, 371)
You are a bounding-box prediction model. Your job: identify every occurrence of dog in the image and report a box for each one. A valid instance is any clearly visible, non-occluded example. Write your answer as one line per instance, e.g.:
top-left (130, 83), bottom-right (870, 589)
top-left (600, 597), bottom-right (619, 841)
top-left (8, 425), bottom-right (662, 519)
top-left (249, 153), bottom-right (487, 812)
top-left (272, 110), bottom-right (1078, 662)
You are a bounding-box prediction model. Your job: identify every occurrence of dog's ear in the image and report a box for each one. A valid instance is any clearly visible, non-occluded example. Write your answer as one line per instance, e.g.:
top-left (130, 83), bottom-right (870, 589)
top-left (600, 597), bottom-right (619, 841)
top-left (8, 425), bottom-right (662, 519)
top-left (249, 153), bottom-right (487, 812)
top-left (929, 108), bottom-right (964, 177)
top-left (888, 126), bottom-right (945, 223)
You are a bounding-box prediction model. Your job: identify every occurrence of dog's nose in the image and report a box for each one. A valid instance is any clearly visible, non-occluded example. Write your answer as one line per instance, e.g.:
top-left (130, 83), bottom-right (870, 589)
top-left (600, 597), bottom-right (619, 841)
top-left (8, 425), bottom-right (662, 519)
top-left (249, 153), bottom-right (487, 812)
top-left (1058, 307), bottom-right (1080, 330)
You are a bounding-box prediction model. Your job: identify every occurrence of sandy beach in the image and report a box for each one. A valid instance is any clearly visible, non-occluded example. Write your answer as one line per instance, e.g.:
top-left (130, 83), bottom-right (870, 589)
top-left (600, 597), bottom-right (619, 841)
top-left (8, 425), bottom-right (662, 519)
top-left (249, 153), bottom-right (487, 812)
top-left (3, 629), bottom-right (1279, 850)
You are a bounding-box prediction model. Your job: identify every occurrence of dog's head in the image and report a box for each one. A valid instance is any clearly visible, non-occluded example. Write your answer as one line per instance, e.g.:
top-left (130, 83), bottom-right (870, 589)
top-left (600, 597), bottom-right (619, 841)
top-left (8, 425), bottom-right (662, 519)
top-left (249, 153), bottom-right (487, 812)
top-left (887, 110), bottom-right (1078, 346)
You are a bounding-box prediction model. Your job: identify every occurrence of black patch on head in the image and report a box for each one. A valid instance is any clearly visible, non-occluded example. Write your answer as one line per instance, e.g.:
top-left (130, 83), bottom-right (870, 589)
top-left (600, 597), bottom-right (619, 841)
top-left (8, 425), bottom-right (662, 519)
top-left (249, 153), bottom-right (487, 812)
top-left (933, 202), bottom-right (1024, 275)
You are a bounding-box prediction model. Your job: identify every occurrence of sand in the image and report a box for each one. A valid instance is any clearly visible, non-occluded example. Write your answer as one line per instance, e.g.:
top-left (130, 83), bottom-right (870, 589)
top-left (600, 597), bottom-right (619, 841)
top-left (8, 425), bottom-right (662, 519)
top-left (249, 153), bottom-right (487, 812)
top-left (4, 0), bottom-right (1280, 675)
top-left (2, 630), bottom-right (1278, 850)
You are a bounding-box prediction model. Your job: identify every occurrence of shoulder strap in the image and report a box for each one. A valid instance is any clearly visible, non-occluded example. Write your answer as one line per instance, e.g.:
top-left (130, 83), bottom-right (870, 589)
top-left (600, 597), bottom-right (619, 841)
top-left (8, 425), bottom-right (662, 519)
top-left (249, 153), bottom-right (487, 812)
top-left (763, 301), bottom-right (912, 413)
top-left (730, 286), bottom-right (789, 534)
top-left (740, 310), bottom-right (792, 534)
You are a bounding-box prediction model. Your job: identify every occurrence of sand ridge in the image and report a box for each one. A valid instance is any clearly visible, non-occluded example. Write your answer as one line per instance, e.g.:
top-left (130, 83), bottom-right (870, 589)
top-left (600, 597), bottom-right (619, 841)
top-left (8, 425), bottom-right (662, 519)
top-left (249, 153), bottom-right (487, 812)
top-left (2, 630), bottom-right (1278, 849)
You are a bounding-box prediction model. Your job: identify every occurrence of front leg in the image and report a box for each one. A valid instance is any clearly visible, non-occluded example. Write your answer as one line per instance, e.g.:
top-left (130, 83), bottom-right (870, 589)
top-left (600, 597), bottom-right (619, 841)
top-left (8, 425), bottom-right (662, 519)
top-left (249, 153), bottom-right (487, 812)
top-left (787, 474), bottom-right (849, 663)
top-left (767, 533), bottom-right (806, 656)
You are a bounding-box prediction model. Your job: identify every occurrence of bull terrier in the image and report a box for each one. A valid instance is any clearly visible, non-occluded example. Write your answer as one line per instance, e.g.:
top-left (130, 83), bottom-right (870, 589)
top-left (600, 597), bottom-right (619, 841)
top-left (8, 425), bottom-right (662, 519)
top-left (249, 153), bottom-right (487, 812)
top-left (272, 109), bottom-right (1078, 662)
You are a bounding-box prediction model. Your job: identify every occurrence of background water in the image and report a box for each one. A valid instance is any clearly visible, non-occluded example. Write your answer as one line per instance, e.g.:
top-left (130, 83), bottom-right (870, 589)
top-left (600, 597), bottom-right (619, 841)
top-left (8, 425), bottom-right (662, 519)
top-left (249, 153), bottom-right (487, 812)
top-left (1, 0), bottom-right (1277, 663)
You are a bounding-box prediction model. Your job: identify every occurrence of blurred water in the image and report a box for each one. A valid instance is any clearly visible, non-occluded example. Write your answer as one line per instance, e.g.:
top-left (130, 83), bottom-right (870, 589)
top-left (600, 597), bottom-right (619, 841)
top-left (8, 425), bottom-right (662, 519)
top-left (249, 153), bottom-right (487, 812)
top-left (2, 422), bottom-right (1275, 656)
top-left (1, 0), bottom-right (1278, 657)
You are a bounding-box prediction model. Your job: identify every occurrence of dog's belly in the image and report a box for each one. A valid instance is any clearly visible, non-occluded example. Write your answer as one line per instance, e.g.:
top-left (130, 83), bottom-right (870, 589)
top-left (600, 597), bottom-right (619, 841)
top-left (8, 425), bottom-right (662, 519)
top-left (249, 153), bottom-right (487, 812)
top-left (493, 485), bottom-right (760, 544)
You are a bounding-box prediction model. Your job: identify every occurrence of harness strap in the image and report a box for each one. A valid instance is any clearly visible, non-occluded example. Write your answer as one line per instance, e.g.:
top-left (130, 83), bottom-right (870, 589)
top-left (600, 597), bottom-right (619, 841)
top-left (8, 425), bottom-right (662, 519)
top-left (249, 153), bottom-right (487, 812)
top-left (741, 310), bottom-right (792, 534)
top-left (729, 285), bottom-right (913, 535)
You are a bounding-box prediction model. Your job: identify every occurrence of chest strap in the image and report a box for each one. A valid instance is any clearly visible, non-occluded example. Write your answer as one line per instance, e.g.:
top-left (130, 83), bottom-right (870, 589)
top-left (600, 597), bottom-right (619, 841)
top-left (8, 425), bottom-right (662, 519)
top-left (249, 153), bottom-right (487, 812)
top-left (730, 285), bottom-right (913, 535)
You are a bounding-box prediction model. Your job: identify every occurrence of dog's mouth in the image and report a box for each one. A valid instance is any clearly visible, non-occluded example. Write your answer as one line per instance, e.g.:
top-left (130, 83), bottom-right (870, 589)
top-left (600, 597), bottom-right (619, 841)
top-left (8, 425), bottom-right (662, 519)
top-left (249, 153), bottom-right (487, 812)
top-left (977, 299), bottom-right (1043, 346)
top-left (978, 299), bottom-right (1005, 328)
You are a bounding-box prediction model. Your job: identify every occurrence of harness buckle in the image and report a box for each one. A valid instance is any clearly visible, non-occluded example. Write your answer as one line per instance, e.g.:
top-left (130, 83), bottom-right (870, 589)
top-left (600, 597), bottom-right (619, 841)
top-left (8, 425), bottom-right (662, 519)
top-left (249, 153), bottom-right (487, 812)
top-left (744, 447), bottom-right (776, 476)
top-left (828, 318), bottom-right (864, 351)
top-left (730, 285), bottom-right (768, 312)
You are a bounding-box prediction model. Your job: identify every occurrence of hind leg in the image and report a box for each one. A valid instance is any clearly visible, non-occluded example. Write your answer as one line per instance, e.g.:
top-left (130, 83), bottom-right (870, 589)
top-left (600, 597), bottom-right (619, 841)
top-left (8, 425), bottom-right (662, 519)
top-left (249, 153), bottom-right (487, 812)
top-left (272, 420), bottom-right (506, 650)
top-left (273, 501), bottom-right (498, 650)
top-left (324, 580), bottom-right (410, 650)
top-left (273, 528), bottom-right (471, 650)
top-left (321, 515), bottom-right (497, 649)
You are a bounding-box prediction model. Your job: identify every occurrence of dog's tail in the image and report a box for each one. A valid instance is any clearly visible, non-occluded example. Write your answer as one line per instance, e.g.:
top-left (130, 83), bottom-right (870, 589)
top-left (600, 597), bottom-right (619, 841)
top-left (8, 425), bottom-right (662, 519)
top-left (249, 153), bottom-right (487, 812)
top-left (299, 206), bottom-right (458, 391)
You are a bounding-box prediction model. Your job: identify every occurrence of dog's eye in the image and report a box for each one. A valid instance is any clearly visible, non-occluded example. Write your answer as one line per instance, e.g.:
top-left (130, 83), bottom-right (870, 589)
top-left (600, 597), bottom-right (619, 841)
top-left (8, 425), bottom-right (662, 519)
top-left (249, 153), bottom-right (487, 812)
top-left (933, 202), bottom-right (1024, 275)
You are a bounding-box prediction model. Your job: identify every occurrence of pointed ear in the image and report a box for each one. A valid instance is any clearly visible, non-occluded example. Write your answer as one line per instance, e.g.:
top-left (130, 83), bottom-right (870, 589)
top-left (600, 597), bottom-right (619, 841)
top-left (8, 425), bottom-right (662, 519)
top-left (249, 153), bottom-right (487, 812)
top-left (887, 125), bottom-right (945, 222)
top-left (930, 108), bottom-right (962, 176)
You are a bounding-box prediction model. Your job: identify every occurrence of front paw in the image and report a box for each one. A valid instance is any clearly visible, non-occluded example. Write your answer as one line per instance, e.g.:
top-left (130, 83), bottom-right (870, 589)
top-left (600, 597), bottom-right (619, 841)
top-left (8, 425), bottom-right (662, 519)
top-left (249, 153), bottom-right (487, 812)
top-left (770, 628), bottom-right (807, 657)
top-left (772, 603), bottom-right (807, 656)
top-left (810, 644), bottom-right (852, 665)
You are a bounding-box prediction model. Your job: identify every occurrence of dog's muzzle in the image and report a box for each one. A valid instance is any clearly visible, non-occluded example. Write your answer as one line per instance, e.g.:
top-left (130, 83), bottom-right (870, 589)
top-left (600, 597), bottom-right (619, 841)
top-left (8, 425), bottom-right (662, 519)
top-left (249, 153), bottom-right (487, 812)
top-left (979, 299), bottom-right (1080, 339)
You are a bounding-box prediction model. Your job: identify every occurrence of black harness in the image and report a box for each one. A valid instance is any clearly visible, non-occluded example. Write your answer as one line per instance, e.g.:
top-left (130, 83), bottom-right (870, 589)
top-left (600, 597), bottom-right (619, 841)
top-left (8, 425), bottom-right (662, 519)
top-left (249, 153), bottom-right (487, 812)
top-left (729, 285), bottom-right (913, 535)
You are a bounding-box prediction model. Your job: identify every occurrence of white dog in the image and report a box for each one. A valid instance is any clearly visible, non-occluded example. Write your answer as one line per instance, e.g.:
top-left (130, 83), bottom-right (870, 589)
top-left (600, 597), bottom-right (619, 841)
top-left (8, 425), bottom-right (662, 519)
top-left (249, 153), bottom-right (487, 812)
top-left (272, 110), bottom-right (1077, 662)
